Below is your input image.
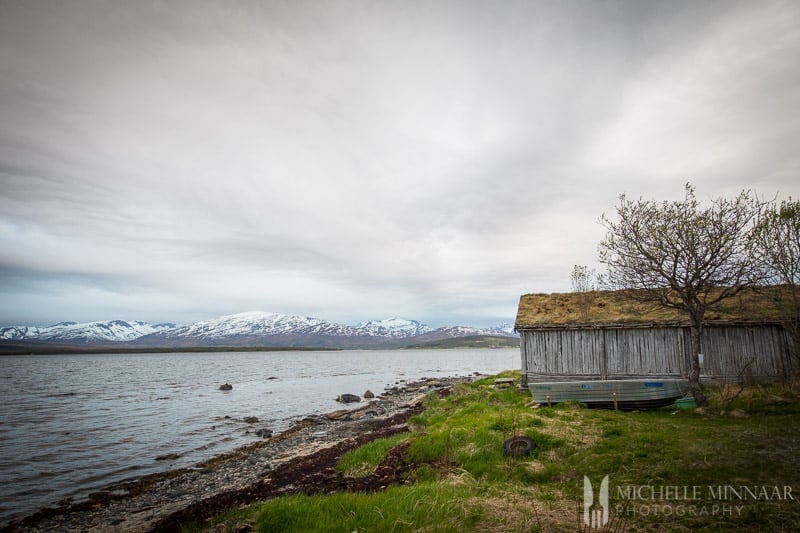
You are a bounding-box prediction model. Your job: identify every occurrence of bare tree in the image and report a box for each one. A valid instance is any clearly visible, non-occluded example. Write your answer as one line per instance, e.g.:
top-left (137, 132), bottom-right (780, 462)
top-left (598, 184), bottom-right (765, 406)
top-left (571, 264), bottom-right (596, 293)
top-left (753, 197), bottom-right (800, 365)
top-left (570, 264), bottom-right (596, 320)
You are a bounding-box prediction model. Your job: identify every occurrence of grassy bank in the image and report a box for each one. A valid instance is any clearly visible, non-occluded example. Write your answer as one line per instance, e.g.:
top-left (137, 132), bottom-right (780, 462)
top-left (189, 373), bottom-right (800, 532)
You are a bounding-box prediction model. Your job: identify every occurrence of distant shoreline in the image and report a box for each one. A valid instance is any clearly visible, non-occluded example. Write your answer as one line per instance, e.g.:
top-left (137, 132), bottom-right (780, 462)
top-left (0, 344), bottom-right (337, 355)
top-left (0, 335), bottom-right (519, 355)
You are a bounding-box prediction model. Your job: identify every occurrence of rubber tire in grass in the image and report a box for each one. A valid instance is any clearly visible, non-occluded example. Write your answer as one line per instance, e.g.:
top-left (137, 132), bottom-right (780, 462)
top-left (503, 436), bottom-right (536, 457)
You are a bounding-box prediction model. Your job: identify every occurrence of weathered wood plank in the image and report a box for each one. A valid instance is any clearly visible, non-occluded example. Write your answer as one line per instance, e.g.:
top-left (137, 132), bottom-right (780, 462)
top-left (520, 324), bottom-right (794, 386)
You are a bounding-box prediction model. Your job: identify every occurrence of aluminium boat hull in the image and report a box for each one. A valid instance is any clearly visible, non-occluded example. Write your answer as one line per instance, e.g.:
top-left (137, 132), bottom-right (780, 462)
top-left (528, 378), bottom-right (691, 410)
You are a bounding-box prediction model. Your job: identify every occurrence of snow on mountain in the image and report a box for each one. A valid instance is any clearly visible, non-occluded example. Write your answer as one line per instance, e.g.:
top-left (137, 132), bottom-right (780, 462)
top-left (139, 312), bottom-right (515, 348)
top-left (158, 312), bottom-right (347, 340)
top-left (493, 323), bottom-right (516, 335)
top-left (354, 318), bottom-right (433, 338)
top-left (0, 320), bottom-right (174, 343)
top-left (1, 312), bottom-right (515, 348)
top-left (151, 312), bottom-right (434, 341)
top-left (428, 325), bottom-right (517, 338)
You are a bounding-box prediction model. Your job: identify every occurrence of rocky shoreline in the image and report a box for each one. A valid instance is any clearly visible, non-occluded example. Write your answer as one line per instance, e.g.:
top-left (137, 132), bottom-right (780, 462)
top-left (4, 375), bottom-right (477, 532)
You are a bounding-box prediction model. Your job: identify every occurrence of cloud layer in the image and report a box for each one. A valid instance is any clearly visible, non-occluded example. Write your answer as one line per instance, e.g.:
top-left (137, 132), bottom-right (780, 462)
top-left (1, 1), bottom-right (799, 326)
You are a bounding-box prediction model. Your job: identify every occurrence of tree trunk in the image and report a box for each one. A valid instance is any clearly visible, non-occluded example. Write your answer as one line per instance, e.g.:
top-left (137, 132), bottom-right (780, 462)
top-left (688, 323), bottom-right (709, 406)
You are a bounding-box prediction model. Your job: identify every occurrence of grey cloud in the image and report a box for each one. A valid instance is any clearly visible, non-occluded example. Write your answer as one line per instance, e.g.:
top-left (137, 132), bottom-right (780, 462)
top-left (1, 0), bottom-right (798, 327)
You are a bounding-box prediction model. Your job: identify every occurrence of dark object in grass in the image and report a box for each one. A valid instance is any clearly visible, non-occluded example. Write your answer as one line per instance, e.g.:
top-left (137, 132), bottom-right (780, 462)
top-left (503, 436), bottom-right (536, 457)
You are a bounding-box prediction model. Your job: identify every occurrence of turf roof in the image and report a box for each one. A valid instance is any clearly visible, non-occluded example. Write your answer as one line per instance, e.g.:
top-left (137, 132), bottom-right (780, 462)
top-left (514, 287), bottom-right (792, 329)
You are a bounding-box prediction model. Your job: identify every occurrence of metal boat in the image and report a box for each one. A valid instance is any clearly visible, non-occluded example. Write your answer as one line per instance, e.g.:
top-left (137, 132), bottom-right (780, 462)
top-left (528, 378), bottom-right (691, 410)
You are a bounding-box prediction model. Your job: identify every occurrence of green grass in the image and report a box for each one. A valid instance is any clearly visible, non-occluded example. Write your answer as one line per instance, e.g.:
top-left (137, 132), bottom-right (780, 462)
top-left (336, 433), bottom-right (408, 477)
top-left (194, 480), bottom-right (548, 533)
top-left (252, 483), bottom-right (475, 532)
top-left (406, 376), bottom-right (568, 484)
top-left (187, 374), bottom-right (800, 532)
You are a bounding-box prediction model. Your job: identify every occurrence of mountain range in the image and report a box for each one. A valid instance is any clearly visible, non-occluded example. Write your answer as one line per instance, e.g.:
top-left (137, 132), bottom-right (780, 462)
top-left (0, 312), bottom-right (516, 350)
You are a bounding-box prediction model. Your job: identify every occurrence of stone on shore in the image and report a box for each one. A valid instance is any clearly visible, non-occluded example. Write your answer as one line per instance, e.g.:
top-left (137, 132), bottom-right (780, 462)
top-left (401, 393), bottom-right (428, 408)
top-left (364, 389), bottom-right (375, 399)
top-left (255, 428), bottom-right (273, 438)
top-left (336, 393), bottom-right (361, 403)
top-left (325, 409), bottom-right (352, 420)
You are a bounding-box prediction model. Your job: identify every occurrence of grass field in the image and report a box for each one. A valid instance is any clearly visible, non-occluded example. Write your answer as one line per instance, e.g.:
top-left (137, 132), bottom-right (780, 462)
top-left (189, 373), bottom-right (800, 532)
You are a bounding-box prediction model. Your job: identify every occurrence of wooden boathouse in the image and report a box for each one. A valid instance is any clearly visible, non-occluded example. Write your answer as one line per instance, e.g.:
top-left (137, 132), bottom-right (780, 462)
top-left (514, 289), bottom-right (796, 388)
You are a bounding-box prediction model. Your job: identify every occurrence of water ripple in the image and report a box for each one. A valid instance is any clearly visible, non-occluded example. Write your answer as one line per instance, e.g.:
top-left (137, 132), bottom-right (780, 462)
top-left (0, 348), bottom-right (516, 525)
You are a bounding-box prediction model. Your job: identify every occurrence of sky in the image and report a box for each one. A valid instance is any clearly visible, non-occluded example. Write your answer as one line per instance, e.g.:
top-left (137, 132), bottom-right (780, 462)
top-left (1, 0), bottom-right (799, 328)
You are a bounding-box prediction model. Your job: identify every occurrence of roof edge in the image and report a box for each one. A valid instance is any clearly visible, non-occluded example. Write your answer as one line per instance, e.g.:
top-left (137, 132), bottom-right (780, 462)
top-left (516, 318), bottom-right (787, 331)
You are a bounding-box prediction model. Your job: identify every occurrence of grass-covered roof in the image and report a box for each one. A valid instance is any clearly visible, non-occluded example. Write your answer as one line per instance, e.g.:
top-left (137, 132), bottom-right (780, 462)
top-left (514, 287), bottom-right (793, 329)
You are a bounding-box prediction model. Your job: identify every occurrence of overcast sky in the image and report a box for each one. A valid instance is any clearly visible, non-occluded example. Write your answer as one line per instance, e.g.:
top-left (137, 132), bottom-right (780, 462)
top-left (1, 0), bottom-right (799, 328)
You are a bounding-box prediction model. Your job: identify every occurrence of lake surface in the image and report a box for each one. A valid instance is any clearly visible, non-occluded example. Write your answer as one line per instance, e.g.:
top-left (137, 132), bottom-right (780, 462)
top-left (0, 348), bottom-right (519, 525)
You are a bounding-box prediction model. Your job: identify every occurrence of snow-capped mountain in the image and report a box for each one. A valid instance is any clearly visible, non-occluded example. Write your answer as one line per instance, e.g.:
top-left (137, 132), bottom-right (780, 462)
top-left (430, 325), bottom-right (503, 338)
top-left (493, 323), bottom-right (516, 335)
top-left (354, 318), bottom-right (432, 338)
top-left (0, 320), bottom-right (175, 343)
top-left (157, 312), bottom-right (338, 339)
top-left (143, 312), bottom-right (424, 342)
top-left (138, 312), bottom-right (452, 348)
top-left (1, 312), bottom-right (515, 349)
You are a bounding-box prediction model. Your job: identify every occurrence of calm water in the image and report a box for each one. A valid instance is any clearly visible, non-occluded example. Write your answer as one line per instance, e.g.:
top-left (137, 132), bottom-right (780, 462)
top-left (0, 348), bottom-right (519, 525)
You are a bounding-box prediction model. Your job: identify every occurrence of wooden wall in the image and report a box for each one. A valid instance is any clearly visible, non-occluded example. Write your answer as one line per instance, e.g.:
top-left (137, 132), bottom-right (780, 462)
top-left (520, 324), bottom-right (794, 385)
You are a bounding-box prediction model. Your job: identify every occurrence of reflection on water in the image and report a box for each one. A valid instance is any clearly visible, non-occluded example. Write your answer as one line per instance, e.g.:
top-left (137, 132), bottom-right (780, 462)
top-left (0, 348), bottom-right (518, 525)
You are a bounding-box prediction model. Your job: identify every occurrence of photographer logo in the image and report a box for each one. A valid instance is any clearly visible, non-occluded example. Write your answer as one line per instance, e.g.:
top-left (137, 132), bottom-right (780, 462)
top-left (584, 475), bottom-right (610, 528)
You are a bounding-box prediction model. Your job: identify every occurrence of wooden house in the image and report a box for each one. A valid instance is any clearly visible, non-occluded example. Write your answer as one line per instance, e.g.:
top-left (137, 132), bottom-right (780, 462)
top-left (514, 289), bottom-right (796, 387)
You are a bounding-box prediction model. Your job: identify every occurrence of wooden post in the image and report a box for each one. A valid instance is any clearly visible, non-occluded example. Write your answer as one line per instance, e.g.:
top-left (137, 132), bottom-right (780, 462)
top-left (546, 395), bottom-right (551, 407)
top-left (613, 392), bottom-right (619, 411)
